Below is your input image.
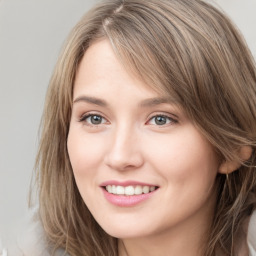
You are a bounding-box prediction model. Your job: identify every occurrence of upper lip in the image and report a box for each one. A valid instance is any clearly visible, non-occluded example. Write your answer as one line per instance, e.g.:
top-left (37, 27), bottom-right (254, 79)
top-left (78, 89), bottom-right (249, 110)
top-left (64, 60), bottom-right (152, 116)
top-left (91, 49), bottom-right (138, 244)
top-left (100, 180), bottom-right (158, 187)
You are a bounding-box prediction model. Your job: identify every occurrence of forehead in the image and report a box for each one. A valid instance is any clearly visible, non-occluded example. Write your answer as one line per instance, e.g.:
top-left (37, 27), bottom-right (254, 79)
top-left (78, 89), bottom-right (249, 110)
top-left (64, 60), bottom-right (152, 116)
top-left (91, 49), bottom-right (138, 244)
top-left (75, 39), bottom-right (165, 96)
top-left (73, 39), bottom-right (182, 116)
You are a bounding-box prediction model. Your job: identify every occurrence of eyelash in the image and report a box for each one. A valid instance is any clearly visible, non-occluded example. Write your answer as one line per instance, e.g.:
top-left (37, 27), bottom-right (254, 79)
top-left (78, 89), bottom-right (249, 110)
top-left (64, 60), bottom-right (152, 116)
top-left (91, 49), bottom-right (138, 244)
top-left (79, 113), bottom-right (107, 126)
top-left (147, 114), bottom-right (177, 126)
top-left (78, 113), bottom-right (178, 127)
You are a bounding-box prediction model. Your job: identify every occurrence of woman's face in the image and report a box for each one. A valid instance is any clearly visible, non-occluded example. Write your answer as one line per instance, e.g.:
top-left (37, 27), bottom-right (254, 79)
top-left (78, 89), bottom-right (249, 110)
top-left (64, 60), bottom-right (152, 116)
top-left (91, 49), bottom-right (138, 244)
top-left (67, 39), bottom-right (220, 240)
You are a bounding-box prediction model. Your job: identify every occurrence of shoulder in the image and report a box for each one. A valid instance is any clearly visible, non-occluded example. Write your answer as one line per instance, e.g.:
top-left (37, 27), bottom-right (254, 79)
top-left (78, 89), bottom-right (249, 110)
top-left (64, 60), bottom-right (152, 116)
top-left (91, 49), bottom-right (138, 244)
top-left (9, 209), bottom-right (67, 256)
top-left (248, 210), bottom-right (256, 256)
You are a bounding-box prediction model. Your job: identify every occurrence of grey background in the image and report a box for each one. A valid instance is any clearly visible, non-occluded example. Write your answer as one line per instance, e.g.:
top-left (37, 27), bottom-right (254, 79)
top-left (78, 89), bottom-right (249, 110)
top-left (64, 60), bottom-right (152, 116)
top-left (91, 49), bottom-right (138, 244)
top-left (0, 0), bottom-right (255, 247)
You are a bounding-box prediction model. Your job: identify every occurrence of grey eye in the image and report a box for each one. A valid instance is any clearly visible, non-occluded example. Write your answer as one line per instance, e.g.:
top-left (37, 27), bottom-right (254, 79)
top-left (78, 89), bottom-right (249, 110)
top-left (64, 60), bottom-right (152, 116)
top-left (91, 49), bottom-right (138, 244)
top-left (88, 115), bottom-right (103, 125)
top-left (148, 115), bottom-right (175, 126)
top-left (154, 116), bottom-right (168, 125)
top-left (80, 114), bottom-right (107, 125)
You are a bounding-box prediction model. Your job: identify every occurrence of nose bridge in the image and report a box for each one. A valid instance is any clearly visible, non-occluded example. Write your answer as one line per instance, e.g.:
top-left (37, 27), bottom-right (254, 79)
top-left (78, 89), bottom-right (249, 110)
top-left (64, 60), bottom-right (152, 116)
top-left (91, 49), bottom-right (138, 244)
top-left (105, 121), bottom-right (143, 170)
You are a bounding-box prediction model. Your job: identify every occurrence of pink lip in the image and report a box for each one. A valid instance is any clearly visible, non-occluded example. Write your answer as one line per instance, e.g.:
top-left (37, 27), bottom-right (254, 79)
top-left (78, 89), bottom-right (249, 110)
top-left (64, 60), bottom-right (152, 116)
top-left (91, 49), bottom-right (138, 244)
top-left (100, 180), bottom-right (157, 187)
top-left (101, 182), bottom-right (157, 207)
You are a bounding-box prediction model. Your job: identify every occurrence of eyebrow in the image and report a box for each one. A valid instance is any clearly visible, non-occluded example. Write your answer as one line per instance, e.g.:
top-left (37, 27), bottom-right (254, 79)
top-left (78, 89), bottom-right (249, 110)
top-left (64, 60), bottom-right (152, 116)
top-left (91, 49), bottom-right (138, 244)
top-left (73, 96), bottom-right (107, 107)
top-left (73, 95), bottom-right (176, 108)
top-left (139, 97), bottom-right (176, 107)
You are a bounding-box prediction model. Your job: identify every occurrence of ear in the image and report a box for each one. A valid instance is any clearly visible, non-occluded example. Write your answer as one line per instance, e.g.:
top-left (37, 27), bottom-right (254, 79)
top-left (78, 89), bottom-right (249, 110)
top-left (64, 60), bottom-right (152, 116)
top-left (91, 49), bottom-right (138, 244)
top-left (218, 146), bottom-right (252, 174)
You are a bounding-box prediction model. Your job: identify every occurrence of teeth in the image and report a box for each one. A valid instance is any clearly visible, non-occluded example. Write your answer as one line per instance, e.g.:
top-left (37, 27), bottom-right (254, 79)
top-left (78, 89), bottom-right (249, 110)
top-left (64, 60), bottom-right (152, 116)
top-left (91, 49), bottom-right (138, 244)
top-left (150, 186), bottom-right (155, 192)
top-left (112, 185), bottom-right (116, 194)
top-left (105, 185), bottom-right (157, 195)
top-left (106, 185), bottom-right (112, 193)
top-left (135, 185), bottom-right (142, 195)
top-left (125, 186), bottom-right (134, 195)
top-left (116, 186), bottom-right (124, 195)
top-left (142, 186), bottom-right (149, 194)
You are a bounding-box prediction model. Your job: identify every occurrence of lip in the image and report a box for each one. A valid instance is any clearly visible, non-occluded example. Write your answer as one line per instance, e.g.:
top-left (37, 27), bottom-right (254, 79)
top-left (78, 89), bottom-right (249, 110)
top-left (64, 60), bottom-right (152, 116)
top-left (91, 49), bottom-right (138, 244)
top-left (100, 180), bottom-right (159, 207)
top-left (100, 180), bottom-right (157, 187)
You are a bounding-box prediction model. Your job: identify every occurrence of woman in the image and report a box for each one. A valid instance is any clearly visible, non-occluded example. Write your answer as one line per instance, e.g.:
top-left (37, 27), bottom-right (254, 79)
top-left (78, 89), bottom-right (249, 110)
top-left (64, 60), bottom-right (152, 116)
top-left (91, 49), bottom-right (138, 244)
top-left (16, 0), bottom-right (256, 255)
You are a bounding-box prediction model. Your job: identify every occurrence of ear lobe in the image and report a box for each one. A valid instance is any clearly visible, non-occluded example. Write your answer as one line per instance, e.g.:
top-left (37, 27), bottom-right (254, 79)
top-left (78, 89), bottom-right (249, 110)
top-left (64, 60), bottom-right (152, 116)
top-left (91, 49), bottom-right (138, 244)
top-left (218, 146), bottom-right (252, 174)
top-left (218, 161), bottom-right (242, 174)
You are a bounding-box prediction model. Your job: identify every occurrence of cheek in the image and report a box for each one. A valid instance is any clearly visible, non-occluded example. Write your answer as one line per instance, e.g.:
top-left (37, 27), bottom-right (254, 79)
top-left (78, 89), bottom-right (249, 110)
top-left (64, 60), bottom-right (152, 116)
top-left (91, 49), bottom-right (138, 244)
top-left (148, 132), bottom-right (219, 221)
top-left (67, 129), bottom-right (105, 206)
top-left (145, 129), bottom-right (219, 185)
top-left (67, 129), bottom-right (104, 177)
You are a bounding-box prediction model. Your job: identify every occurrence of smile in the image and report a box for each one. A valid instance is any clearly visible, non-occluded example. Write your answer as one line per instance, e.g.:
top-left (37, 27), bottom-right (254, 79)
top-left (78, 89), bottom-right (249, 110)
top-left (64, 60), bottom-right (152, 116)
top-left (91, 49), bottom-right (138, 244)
top-left (105, 185), bottom-right (157, 196)
top-left (101, 182), bottom-right (159, 207)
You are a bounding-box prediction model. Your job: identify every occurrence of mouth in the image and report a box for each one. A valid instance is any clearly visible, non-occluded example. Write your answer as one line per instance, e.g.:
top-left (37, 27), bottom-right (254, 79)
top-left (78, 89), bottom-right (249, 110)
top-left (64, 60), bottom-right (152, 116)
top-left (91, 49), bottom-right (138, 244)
top-left (100, 182), bottom-right (159, 207)
top-left (103, 185), bottom-right (159, 196)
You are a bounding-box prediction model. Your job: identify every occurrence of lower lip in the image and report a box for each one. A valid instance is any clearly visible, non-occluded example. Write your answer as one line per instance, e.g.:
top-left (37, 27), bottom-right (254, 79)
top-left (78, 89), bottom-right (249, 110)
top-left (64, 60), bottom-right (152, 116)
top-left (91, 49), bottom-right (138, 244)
top-left (102, 188), bottom-right (157, 207)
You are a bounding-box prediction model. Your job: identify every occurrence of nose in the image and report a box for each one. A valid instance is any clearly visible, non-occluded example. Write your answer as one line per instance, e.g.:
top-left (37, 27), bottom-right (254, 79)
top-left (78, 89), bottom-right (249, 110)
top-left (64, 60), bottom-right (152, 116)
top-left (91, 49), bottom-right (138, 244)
top-left (104, 125), bottom-right (144, 171)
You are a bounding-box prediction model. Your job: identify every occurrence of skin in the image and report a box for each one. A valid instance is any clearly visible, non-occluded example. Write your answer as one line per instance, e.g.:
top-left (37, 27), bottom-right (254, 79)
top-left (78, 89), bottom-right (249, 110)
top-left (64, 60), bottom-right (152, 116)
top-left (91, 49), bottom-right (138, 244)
top-left (67, 39), bottom-right (222, 256)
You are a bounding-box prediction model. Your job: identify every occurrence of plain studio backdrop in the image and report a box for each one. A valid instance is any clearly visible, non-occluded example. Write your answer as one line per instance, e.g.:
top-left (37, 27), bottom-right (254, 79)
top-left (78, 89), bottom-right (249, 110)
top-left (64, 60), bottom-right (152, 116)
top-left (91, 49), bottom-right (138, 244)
top-left (0, 0), bottom-right (255, 248)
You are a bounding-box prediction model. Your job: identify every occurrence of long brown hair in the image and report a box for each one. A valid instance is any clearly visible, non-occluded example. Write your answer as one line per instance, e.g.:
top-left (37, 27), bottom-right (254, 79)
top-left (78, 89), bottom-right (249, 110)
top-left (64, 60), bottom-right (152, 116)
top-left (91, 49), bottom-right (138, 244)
top-left (34, 0), bottom-right (256, 255)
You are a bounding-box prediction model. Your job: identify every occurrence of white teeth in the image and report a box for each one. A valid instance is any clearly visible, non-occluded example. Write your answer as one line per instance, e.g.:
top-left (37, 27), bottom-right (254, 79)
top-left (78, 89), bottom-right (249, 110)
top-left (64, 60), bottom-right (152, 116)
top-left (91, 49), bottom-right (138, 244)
top-left (112, 185), bottom-right (116, 194)
top-left (106, 185), bottom-right (112, 193)
top-left (125, 186), bottom-right (134, 195)
top-left (142, 186), bottom-right (149, 194)
top-left (105, 185), bottom-right (157, 195)
top-left (116, 186), bottom-right (125, 195)
top-left (134, 185), bottom-right (142, 195)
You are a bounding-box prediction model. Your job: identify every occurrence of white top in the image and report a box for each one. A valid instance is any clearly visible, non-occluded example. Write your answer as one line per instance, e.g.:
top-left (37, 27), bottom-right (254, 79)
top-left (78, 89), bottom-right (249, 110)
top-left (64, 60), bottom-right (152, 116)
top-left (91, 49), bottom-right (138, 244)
top-left (5, 210), bottom-right (256, 256)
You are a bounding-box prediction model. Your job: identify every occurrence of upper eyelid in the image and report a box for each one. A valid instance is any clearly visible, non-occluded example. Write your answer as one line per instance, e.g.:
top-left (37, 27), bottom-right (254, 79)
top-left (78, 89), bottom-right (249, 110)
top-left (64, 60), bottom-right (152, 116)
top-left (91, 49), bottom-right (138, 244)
top-left (79, 111), bottom-right (107, 120)
top-left (146, 112), bottom-right (179, 126)
top-left (147, 112), bottom-right (178, 120)
top-left (79, 114), bottom-right (109, 127)
top-left (148, 116), bottom-right (176, 123)
top-left (77, 110), bottom-right (178, 123)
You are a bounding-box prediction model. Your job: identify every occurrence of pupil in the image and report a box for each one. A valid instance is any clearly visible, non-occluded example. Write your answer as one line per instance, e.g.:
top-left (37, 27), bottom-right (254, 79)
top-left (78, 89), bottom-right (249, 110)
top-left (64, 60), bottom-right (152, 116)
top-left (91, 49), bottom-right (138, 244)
top-left (91, 115), bottom-right (102, 124)
top-left (155, 116), bottom-right (166, 125)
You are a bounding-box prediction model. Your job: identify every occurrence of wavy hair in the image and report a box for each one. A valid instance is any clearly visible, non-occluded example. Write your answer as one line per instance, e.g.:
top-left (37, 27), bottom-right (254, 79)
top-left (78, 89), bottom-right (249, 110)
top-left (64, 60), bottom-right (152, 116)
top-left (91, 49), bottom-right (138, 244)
top-left (34, 0), bottom-right (256, 255)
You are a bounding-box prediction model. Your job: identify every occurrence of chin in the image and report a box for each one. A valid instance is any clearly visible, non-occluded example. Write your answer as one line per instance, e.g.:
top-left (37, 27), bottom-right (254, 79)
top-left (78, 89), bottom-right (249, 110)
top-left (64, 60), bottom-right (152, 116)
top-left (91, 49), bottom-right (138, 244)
top-left (99, 221), bottom-right (155, 239)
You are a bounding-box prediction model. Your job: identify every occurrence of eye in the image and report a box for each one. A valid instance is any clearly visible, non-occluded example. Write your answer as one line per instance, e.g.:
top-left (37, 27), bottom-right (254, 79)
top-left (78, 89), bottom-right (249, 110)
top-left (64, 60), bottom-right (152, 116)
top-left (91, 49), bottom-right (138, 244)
top-left (148, 115), bottom-right (176, 126)
top-left (80, 114), bottom-right (107, 125)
